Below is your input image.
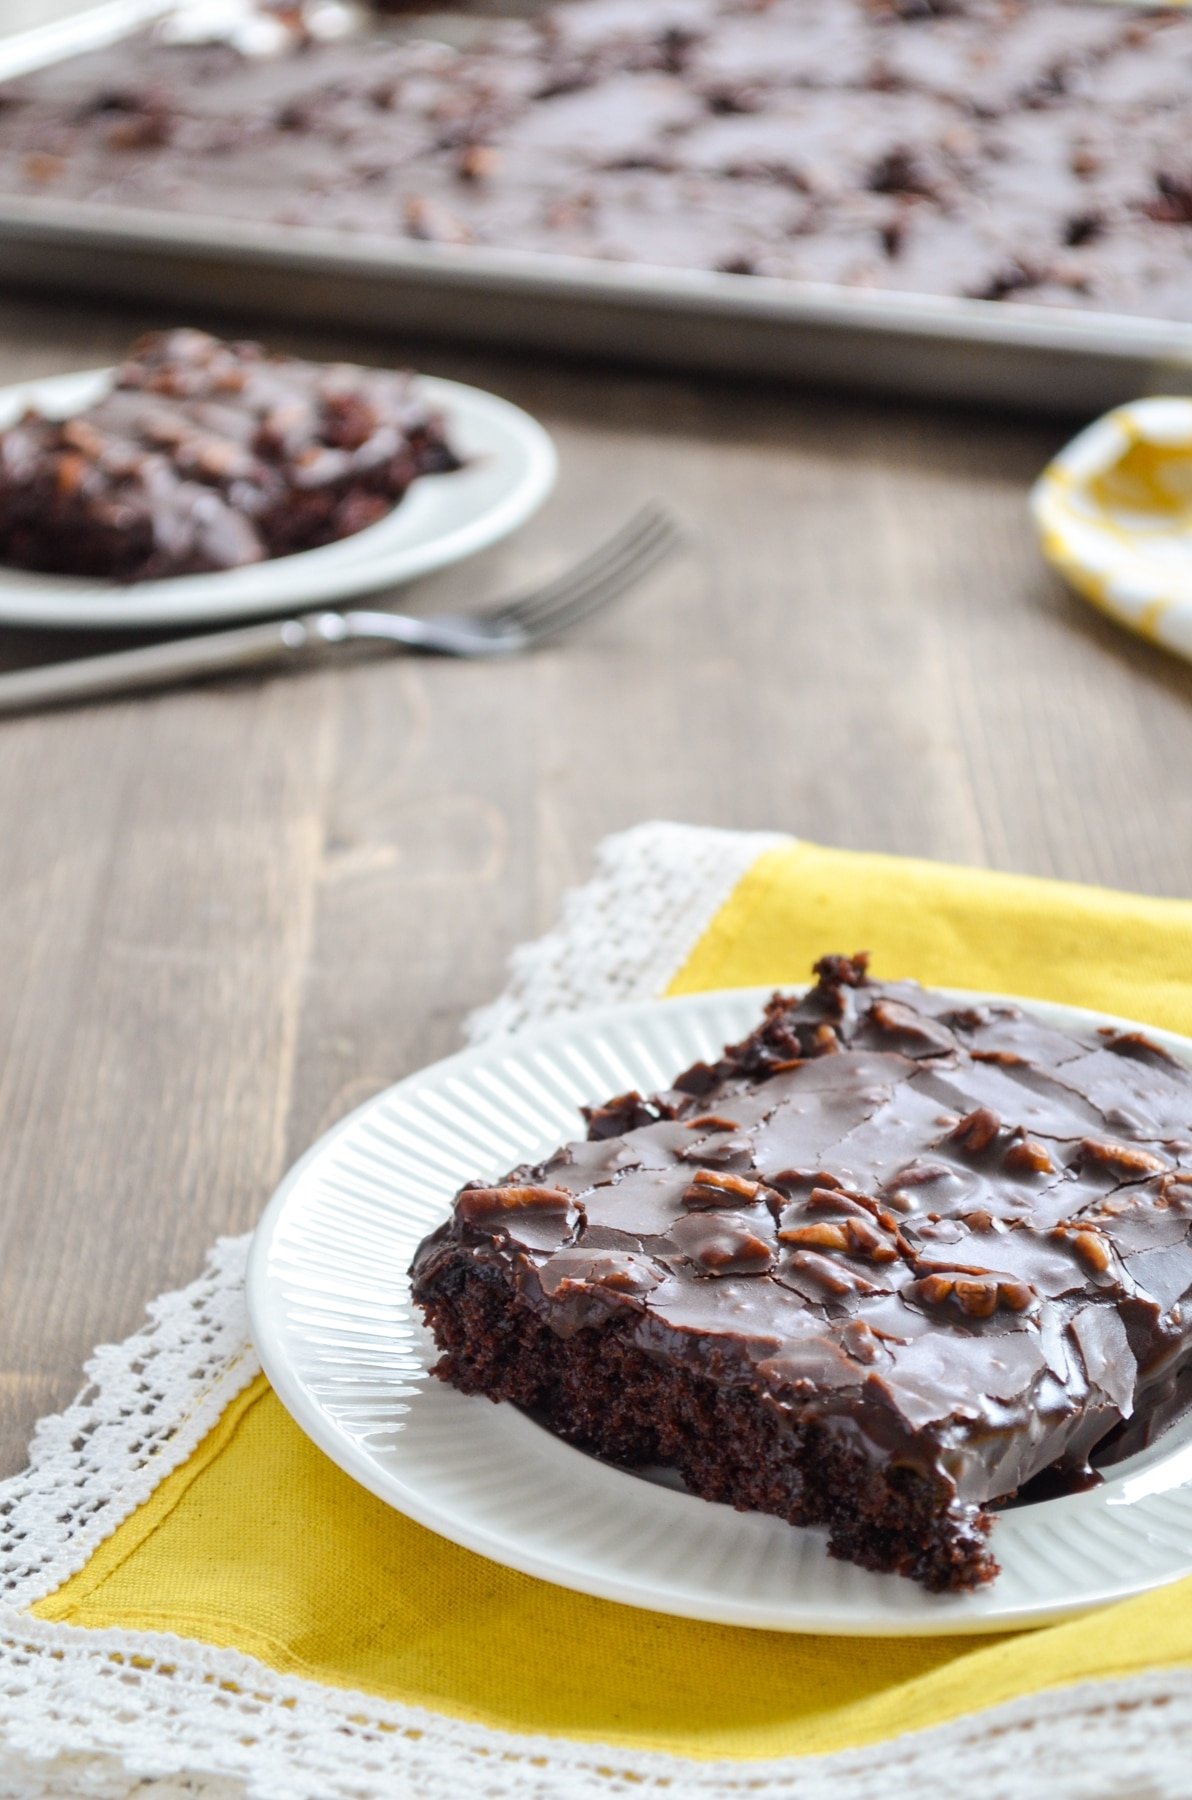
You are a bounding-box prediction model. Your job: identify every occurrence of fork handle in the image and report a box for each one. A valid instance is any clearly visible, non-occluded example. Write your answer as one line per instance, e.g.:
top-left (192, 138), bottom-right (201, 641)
top-left (0, 611), bottom-right (351, 718)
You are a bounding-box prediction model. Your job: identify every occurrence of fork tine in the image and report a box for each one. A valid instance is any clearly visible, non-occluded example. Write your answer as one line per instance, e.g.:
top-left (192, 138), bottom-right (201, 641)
top-left (482, 504), bottom-right (675, 629)
top-left (520, 519), bottom-right (681, 646)
top-left (484, 515), bottom-right (669, 634)
top-left (484, 503), bottom-right (670, 626)
top-left (516, 528), bottom-right (679, 641)
top-left (508, 512), bottom-right (682, 636)
top-left (509, 511), bottom-right (678, 631)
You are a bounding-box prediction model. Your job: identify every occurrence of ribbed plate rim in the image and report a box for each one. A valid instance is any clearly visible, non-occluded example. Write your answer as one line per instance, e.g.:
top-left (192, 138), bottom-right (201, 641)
top-left (247, 985), bottom-right (1192, 1637)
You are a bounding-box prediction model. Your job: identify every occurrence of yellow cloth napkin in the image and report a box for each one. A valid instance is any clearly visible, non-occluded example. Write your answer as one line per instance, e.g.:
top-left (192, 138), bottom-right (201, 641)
top-left (32, 839), bottom-right (1192, 1765)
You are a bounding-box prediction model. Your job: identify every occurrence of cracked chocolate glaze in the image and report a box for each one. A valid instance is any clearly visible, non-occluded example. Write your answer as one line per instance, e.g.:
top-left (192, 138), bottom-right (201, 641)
top-left (1, 2), bottom-right (1192, 320)
top-left (411, 955), bottom-right (1192, 1557)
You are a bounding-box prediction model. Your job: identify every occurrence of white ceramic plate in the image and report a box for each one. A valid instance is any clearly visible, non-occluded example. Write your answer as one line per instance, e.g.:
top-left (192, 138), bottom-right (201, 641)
top-left (247, 987), bottom-right (1192, 1637)
top-left (0, 368), bottom-right (557, 630)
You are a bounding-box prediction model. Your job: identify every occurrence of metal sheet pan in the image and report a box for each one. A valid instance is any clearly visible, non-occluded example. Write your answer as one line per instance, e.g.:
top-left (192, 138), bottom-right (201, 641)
top-left (3, 0), bottom-right (1192, 416)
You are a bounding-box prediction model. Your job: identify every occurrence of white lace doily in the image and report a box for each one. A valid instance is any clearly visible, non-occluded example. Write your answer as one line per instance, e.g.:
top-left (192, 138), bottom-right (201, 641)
top-left (3, 821), bottom-right (1190, 1800)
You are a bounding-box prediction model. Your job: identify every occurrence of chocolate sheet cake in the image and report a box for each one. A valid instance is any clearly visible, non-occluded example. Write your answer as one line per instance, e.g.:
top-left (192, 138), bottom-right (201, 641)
top-left (0, 329), bottom-right (459, 582)
top-left (410, 956), bottom-right (1192, 1591)
top-left (0, 1), bottom-right (1190, 318)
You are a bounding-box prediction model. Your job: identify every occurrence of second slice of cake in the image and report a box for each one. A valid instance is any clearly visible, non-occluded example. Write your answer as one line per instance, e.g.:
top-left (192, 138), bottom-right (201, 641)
top-left (0, 329), bottom-right (460, 583)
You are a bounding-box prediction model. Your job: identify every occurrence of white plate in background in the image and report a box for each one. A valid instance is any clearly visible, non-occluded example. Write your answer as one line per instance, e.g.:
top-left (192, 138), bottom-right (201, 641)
top-left (0, 368), bottom-right (557, 630)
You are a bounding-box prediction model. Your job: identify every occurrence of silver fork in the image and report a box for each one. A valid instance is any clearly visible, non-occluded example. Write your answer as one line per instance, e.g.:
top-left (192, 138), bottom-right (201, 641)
top-left (0, 504), bottom-right (682, 718)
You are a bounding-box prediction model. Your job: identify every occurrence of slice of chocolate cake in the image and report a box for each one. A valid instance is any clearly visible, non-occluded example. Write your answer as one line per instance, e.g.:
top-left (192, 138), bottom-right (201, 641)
top-left (0, 329), bottom-right (460, 582)
top-left (410, 955), bottom-right (1192, 1592)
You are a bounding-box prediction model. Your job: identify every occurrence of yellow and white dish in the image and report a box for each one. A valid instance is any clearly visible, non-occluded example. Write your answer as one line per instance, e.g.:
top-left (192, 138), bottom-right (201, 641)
top-left (1032, 397), bottom-right (1192, 664)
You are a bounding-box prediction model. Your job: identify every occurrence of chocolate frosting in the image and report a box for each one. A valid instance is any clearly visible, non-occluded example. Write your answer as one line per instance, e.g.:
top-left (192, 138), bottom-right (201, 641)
top-left (0, 328), bottom-right (458, 581)
top-left (412, 955), bottom-right (1192, 1515)
top-left (1, 1), bottom-right (1191, 320)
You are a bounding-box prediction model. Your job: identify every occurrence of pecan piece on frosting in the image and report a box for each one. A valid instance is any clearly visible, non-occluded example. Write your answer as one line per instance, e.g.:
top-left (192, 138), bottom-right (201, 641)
top-left (693, 1225), bottom-right (776, 1277)
top-left (779, 1215), bottom-right (899, 1264)
top-left (1003, 1135), bottom-right (1054, 1176)
top-left (682, 1168), bottom-right (768, 1208)
top-left (907, 1270), bottom-right (1037, 1320)
top-left (947, 1107), bottom-right (1001, 1155)
top-left (1080, 1139), bottom-right (1168, 1179)
top-left (456, 1184), bottom-right (577, 1227)
top-left (786, 1250), bottom-right (883, 1299)
top-left (1051, 1224), bottom-right (1113, 1277)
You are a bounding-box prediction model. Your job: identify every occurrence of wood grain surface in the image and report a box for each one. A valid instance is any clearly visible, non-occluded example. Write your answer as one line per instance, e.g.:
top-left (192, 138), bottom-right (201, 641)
top-left (1, 267), bottom-right (1191, 1478)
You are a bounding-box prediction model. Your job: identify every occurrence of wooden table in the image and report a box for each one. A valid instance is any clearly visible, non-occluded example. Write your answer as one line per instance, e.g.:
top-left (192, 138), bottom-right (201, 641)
top-left (2, 276), bottom-right (1192, 1477)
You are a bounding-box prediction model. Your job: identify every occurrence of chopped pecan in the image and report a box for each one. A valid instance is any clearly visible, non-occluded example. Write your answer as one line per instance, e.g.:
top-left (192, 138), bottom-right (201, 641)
top-left (187, 437), bottom-right (254, 482)
top-left (540, 1250), bottom-right (659, 1298)
top-left (403, 194), bottom-right (470, 243)
top-left (992, 1277), bottom-right (1035, 1312)
top-left (22, 151), bottom-right (66, 183)
top-left (682, 1168), bottom-right (765, 1207)
top-left (1099, 1029), bottom-right (1183, 1070)
top-left (770, 1170), bottom-right (842, 1196)
top-left (948, 1107), bottom-right (1001, 1154)
top-left (594, 1267), bottom-right (652, 1293)
top-left (1080, 1139), bottom-right (1168, 1178)
top-left (693, 1226), bottom-right (775, 1276)
top-left (1003, 1135), bottom-right (1054, 1175)
top-left (787, 1250), bottom-right (882, 1299)
top-left (805, 1186), bottom-right (868, 1214)
top-left (456, 1184), bottom-right (576, 1227)
top-left (456, 144), bottom-right (501, 182)
top-left (54, 451), bottom-right (88, 496)
top-left (907, 1270), bottom-right (1036, 1320)
top-left (840, 1317), bottom-right (882, 1364)
top-left (780, 1220), bottom-right (849, 1252)
top-left (779, 1215), bottom-right (899, 1263)
top-left (1068, 1228), bottom-right (1112, 1275)
top-left (894, 1160), bottom-right (955, 1187)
